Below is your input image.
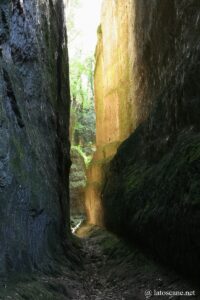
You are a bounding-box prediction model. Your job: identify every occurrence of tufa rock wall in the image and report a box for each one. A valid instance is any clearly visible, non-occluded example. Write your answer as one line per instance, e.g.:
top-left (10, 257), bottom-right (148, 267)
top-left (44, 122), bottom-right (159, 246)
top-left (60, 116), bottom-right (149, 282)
top-left (85, 0), bottom-right (139, 225)
top-left (0, 0), bottom-right (71, 273)
top-left (102, 0), bottom-right (200, 277)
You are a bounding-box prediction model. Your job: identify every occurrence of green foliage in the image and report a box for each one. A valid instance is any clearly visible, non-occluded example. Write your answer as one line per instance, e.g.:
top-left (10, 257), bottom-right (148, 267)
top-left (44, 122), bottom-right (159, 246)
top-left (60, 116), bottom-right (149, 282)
top-left (69, 54), bottom-right (96, 157)
top-left (71, 145), bottom-right (93, 167)
top-left (70, 55), bottom-right (94, 108)
top-left (67, 1), bottom-right (96, 162)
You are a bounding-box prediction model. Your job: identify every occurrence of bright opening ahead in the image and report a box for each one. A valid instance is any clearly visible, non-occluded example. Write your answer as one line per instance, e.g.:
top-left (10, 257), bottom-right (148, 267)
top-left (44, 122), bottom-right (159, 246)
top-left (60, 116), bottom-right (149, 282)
top-left (67, 0), bottom-right (102, 159)
top-left (66, 0), bottom-right (102, 228)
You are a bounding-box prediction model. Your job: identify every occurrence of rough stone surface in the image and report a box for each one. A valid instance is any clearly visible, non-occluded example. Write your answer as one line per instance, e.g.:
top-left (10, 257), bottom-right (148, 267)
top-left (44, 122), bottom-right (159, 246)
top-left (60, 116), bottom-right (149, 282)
top-left (102, 0), bottom-right (200, 277)
top-left (0, 0), bottom-right (71, 274)
top-left (70, 147), bottom-right (86, 215)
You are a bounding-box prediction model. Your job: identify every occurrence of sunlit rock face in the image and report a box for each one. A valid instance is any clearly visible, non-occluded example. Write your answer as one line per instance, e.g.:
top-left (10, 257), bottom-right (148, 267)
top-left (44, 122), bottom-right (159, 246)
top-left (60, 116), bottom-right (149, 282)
top-left (0, 0), bottom-right (70, 273)
top-left (85, 0), bottom-right (138, 225)
top-left (102, 0), bottom-right (200, 277)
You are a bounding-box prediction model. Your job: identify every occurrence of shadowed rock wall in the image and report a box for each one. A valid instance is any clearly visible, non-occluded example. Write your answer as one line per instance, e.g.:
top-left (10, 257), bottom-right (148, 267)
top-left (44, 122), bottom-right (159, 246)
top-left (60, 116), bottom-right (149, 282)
top-left (0, 0), bottom-right (71, 273)
top-left (102, 0), bottom-right (200, 277)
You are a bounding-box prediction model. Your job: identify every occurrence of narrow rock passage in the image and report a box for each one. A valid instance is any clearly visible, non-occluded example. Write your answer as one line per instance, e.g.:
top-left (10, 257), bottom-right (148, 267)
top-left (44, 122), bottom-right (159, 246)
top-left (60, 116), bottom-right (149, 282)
top-left (76, 228), bottom-right (124, 299)
top-left (74, 225), bottom-right (198, 300)
top-left (0, 224), bottom-right (198, 299)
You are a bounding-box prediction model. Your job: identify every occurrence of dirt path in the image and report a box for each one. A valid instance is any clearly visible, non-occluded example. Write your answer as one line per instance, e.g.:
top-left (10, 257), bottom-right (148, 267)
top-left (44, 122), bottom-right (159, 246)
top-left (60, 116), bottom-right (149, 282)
top-left (76, 234), bottom-right (125, 300)
top-left (0, 224), bottom-right (198, 299)
top-left (74, 224), bottom-right (198, 300)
